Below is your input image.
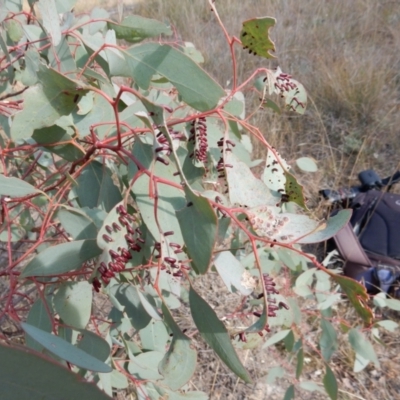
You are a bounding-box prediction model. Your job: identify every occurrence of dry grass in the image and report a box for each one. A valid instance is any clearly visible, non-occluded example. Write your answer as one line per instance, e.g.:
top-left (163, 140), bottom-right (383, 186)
top-left (128, 0), bottom-right (400, 194)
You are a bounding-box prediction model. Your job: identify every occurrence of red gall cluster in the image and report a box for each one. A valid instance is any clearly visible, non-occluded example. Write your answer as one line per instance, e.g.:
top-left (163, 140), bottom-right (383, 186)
top-left (94, 205), bottom-right (143, 291)
top-left (263, 71), bottom-right (305, 111)
top-left (154, 128), bottom-right (186, 166)
top-left (189, 117), bottom-right (208, 163)
top-left (238, 273), bottom-right (289, 342)
top-left (153, 232), bottom-right (189, 278)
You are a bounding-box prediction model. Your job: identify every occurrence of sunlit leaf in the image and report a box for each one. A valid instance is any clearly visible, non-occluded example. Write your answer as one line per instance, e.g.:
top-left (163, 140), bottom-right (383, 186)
top-left (214, 251), bottom-right (254, 295)
top-left (54, 282), bottom-right (92, 329)
top-left (296, 157), bottom-right (318, 172)
top-left (37, 0), bottom-right (61, 46)
top-left (348, 328), bottom-right (380, 368)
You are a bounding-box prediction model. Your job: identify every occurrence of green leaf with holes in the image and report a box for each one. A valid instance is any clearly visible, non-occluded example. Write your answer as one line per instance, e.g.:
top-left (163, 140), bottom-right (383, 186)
top-left (330, 274), bottom-right (373, 325)
top-left (240, 17), bottom-right (276, 59)
top-left (284, 171), bottom-right (307, 209)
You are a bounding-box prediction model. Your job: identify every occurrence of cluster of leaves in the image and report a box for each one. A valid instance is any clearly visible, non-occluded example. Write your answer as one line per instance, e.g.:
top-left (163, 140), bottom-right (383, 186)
top-left (0, 0), bottom-right (394, 399)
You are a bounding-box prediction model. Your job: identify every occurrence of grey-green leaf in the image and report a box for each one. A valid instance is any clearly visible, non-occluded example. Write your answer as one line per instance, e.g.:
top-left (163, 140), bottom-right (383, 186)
top-left (37, 0), bottom-right (61, 46)
top-left (176, 189), bottom-right (217, 274)
top-left (32, 125), bottom-right (84, 162)
top-left (323, 365), bottom-right (338, 400)
top-left (320, 319), bottom-right (338, 362)
top-left (108, 15), bottom-right (172, 43)
top-left (0, 342), bottom-right (112, 400)
top-left (348, 328), bottom-right (380, 368)
top-left (111, 283), bottom-right (152, 330)
top-left (21, 239), bottom-right (101, 278)
top-left (75, 161), bottom-right (122, 212)
top-left (159, 304), bottom-right (197, 390)
top-left (53, 282), bottom-right (92, 329)
top-left (0, 175), bottom-right (42, 197)
top-left (58, 207), bottom-right (99, 240)
top-left (21, 323), bottom-right (112, 373)
top-left (11, 65), bottom-right (87, 140)
top-left (189, 286), bottom-right (252, 383)
top-left (121, 43), bottom-right (225, 112)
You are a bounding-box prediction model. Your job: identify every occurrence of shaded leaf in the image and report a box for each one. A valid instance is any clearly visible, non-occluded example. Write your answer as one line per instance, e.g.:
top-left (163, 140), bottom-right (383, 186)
top-left (240, 17), bottom-right (276, 59)
top-left (159, 303), bottom-right (197, 390)
top-left (189, 286), bottom-right (251, 383)
top-left (296, 344), bottom-right (304, 379)
top-left (320, 319), bottom-right (338, 362)
top-left (284, 171), bottom-right (307, 209)
top-left (25, 298), bottom-right (53, 352)
top-left (32, 125), bottom-right (84, 162)
top-left (283, 385), bottom-right (295, 400)
top-left (75, 161), bottom-right (122, 212)
top-left (21, 323), bottom-right (112, 372)
top-left (58, 207), bottom-right (99, 240)
top-left (0, 342), bottom-right (111, 400)
top-left (21, 239), bottom-right (101, 278)
top-left (76, 329), bottom-right (110, 362)
top-left (323, 365), bottom-right (337, 400)
top-left (176, 189), bottom-right (217, 274)
top-left (111, 284), bottom-right (152, 330)
top-left (262, 329), bottom-right (291, 348)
